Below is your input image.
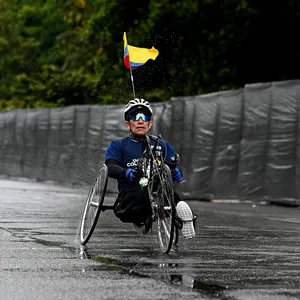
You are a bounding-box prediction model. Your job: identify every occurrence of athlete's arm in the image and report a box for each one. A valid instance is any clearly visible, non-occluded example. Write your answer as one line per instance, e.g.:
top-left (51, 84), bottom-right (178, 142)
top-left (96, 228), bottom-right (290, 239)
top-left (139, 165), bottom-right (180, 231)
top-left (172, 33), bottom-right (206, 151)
top-left (163, 141), bottom-right (180, 170)
top-left (105, 159), bottom-right (127, 179)
top-left (105, 141), bottom-right (127, 179)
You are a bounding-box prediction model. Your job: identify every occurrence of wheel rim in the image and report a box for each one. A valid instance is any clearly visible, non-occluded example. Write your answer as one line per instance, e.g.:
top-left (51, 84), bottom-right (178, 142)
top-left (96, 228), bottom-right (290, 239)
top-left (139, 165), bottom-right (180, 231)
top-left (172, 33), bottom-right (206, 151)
top-left (80, 165), bottom-right (108, 244)
top-left (157, 165), bottom-right (175, 253)
top-left (81, 179), bottom-right (99, 240)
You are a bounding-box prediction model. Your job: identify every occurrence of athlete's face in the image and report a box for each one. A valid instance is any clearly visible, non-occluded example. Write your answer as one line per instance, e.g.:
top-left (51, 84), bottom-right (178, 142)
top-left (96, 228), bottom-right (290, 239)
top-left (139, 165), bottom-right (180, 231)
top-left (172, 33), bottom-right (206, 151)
top-left (125, 110), bottom-right (152, 137)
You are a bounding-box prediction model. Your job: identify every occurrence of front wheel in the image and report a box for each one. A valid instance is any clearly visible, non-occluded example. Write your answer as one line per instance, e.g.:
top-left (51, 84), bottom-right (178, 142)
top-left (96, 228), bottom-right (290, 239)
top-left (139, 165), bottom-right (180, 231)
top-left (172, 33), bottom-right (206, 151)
top-left (80, 164), bottom-right (108, 245)
top-left (173, 226), bottom-right (179, 246)
top-left (156, 164), bottom-right (175, 253)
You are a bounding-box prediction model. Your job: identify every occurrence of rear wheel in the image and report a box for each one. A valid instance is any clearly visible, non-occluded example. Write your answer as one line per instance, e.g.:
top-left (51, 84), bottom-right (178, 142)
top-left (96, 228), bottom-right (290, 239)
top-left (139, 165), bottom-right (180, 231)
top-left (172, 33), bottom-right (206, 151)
top-left (156, 164), bottom-right (175, 253)
top-left (80, 164), bottom-right (108, 245)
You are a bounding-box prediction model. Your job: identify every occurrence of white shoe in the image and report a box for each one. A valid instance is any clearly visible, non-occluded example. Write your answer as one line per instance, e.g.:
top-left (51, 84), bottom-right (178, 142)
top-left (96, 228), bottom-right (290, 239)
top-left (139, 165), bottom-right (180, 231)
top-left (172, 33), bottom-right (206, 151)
top-left (176, 201), bottom-right (195, 239)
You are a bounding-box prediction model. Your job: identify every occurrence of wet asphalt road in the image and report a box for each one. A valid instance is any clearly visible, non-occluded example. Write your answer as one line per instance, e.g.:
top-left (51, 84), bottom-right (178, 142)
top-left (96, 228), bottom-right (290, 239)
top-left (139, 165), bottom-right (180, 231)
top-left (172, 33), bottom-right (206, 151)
top-left (0, 178), bottom-right (300, 300)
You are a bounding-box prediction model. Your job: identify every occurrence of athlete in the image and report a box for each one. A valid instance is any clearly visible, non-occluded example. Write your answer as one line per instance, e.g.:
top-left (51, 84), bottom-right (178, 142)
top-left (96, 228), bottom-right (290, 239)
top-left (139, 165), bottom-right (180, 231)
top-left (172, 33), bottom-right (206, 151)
top-left (104, 98), bottom-right (196, 239)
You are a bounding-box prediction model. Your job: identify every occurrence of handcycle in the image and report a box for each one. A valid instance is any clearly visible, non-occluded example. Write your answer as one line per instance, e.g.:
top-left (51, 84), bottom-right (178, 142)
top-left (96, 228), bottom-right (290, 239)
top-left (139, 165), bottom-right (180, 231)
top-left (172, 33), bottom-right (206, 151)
top-left (79, 134), bottom-right (179, 253)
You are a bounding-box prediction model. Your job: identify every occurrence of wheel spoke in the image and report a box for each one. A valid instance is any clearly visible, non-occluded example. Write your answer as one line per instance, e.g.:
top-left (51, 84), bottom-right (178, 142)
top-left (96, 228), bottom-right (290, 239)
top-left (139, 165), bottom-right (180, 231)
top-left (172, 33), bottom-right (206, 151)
top-left (161, 220), bottom-right (171, 239)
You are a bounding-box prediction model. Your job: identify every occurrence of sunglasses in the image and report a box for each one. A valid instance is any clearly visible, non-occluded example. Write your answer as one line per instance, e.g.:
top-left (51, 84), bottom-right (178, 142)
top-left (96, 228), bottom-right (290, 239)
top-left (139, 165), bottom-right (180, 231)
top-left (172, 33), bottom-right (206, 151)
top-left (128, 113), bottom-right (151, 122)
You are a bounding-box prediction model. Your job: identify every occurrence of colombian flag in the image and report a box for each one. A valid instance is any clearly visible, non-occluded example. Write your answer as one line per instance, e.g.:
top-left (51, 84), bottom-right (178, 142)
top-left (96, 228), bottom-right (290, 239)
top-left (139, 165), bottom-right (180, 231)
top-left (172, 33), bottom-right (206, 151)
top-left (123, 32), bottom-right (159, 70)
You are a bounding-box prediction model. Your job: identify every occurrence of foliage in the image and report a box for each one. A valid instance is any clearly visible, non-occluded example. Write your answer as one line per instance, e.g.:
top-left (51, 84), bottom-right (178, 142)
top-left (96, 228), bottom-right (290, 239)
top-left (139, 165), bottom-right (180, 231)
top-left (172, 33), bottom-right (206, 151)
top-left (0, 0), bottom-right (300, 110)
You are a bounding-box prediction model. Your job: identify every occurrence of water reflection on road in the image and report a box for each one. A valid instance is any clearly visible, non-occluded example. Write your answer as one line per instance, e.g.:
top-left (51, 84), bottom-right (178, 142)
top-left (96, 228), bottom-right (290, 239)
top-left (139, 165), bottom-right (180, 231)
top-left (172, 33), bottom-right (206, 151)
top-left (79, 244), bottom-right (229, 299)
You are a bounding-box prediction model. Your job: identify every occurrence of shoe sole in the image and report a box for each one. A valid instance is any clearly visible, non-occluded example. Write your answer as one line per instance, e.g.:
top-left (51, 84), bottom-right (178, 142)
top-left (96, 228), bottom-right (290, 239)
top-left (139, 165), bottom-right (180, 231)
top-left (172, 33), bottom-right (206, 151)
top-left (176, 201), bottom-right (195, 239)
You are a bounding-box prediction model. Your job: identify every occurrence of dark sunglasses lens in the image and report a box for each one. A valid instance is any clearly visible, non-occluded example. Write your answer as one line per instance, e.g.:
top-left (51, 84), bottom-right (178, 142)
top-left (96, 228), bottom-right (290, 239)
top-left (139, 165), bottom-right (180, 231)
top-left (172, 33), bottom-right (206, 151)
top-left (129, 113), bottom-right (150, 121)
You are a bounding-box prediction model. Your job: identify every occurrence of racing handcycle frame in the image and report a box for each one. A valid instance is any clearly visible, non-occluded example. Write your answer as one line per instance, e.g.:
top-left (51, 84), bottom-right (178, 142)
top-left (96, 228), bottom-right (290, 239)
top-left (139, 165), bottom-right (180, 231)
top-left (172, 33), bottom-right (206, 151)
top-left (79, 134), bottom-right (178, 253)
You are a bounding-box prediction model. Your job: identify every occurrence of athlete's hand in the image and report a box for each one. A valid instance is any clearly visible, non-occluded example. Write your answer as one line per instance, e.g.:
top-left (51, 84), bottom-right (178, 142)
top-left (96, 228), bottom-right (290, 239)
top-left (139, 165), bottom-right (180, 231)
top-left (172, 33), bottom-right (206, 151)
top-left (125, 168), bottom-right (138, 181)
top-left (172, 168), bottom-right (183, 182)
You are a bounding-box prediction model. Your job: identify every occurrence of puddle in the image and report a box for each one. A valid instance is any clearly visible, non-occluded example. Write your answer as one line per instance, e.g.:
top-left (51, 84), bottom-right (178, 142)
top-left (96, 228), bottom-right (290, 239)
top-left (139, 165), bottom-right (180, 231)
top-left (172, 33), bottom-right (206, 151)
top-left (80, 246), bottom-right (232, 299)
top-left (4, 228), bottom-right (234, 299)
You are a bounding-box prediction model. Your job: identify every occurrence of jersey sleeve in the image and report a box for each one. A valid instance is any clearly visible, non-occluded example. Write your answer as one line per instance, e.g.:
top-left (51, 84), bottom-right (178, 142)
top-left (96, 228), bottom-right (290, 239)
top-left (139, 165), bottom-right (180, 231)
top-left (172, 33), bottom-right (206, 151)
top-left (105, 140), bottom-right (122, 162)
top-left (164, 141), bottom-right (177, 162)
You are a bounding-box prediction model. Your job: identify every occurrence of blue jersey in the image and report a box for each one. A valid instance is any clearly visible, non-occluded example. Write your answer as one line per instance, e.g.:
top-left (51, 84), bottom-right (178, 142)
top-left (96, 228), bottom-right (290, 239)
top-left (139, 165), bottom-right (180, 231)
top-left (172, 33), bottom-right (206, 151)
top-left (105, 136), bottom-right (177, 192)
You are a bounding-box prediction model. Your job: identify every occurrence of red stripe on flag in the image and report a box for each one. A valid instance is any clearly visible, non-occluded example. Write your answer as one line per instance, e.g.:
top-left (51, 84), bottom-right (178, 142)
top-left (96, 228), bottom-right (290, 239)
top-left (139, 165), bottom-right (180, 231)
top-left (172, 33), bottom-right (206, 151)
top-left (124, 54), bottom-right (130, 69)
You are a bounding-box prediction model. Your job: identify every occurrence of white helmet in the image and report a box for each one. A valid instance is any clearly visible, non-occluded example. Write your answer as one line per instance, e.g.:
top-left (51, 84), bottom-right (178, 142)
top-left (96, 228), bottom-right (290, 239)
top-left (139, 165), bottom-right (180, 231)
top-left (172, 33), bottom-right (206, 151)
top-left (124, 98), bottom-right (153, 120)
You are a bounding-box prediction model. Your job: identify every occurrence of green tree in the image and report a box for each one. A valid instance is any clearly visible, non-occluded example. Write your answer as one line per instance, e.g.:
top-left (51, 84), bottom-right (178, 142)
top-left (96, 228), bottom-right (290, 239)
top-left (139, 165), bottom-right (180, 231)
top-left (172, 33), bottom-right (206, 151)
top-left (1, 0), bottom-right (300, 110)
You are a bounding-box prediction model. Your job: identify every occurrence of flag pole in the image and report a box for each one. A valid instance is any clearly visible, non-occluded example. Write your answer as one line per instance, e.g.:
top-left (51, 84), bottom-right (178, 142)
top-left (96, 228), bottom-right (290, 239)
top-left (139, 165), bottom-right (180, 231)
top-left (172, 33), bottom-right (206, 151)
top-left (126, 33), bottom-right (136, 99)
top-left (129, 63), bottom-right (136, 99)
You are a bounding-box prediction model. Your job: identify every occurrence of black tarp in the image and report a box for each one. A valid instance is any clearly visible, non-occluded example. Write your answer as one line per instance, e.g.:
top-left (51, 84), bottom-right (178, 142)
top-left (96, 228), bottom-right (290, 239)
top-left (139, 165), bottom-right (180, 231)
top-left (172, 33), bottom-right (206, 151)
top-left (0, 80), bottom-right (300, 205)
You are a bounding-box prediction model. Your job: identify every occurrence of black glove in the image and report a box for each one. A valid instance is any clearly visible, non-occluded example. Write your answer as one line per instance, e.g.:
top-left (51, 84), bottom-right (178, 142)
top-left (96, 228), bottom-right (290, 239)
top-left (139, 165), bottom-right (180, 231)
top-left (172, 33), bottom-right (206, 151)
top-left (136, 158), bottom-right (146, 178)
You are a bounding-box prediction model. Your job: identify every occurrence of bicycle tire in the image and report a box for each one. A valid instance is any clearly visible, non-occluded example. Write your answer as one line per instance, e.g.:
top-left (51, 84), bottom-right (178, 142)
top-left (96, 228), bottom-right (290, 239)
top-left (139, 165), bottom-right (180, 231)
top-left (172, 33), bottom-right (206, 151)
top-left (80, 164), bottom-right (108, 245)
top-left (173, 226), bottom-right (179, 246)
top-left (156, 164), bottom-right (175, 253)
